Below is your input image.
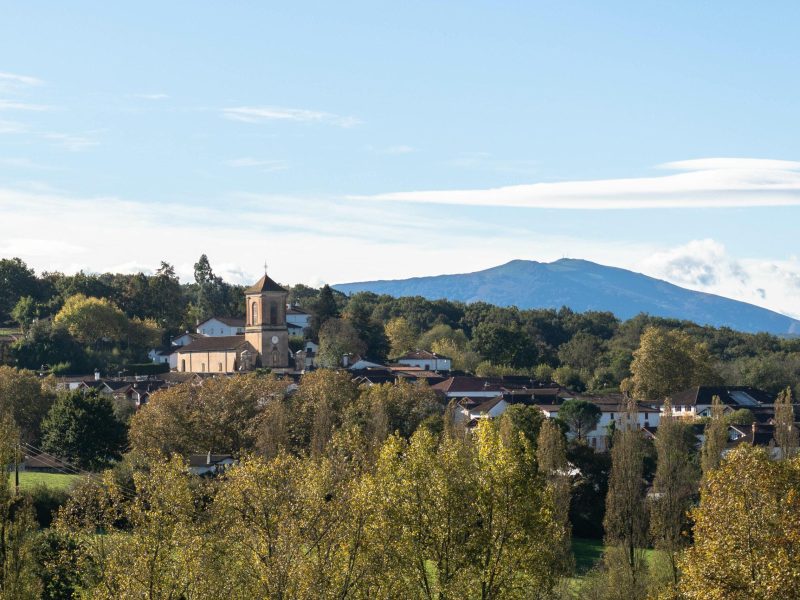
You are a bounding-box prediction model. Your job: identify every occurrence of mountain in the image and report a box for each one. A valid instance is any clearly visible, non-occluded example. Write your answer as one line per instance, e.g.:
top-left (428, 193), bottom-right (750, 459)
top-left (333, 259), bottom-right (800, 335)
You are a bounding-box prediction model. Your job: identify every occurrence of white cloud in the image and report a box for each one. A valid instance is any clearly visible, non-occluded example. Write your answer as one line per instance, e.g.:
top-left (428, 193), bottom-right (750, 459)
top-left (447, 152), bottom-right (539, 175)
top-left (0, 157), bottom-right (58, 170)
top-left (641, 239), bottom-right (800, 319)
top-left (134, 93), bottom-right (169, 100)
top-left (41, 132), bottom-right (99, 151)
top-left (225, 158), bottom-right (289, 171)
top-left (383, 145), bottom-right (415, 154)
top-left (0, 100), bottom-right (51, 111)
top-left (0, 120), bottom-right (26, 134)
top-left (0, 72), bottom-right (43, 90)
top-left (356, 157), bottom-right (800, 209)
top-left (0, 185), bottom-right (603, 287)
top-left (2, 184), bottom-right (798, 319)
top-left (222, 105), bottom-right (361, 127)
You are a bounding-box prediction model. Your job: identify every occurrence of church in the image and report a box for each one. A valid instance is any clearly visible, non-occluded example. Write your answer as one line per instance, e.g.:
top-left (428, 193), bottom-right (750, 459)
top-left (175, 272), bottom-right (291, 373)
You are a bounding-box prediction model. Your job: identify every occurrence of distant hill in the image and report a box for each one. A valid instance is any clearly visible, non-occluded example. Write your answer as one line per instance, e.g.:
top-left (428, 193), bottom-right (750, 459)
top-left (334, 259), bottom-right (800, 335)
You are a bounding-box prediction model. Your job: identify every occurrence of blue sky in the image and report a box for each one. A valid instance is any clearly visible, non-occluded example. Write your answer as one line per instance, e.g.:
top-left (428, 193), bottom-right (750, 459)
top-left (1, 1), bottom-right (799, 316)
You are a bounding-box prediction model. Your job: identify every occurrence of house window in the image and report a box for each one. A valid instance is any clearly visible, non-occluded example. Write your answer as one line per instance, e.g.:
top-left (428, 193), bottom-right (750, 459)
top-left (181, 359), bottom-right (186, 372)
top-left (270, 301), bottom-right (278, 325)
top-left (251, 302), bottom-right (258, 325)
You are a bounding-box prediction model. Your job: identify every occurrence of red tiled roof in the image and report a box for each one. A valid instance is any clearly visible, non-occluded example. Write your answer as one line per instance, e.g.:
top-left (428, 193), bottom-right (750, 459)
top-left (176, 336), bottom-right (252, 353)
top-left (431, 376), bottom-right (504, 393)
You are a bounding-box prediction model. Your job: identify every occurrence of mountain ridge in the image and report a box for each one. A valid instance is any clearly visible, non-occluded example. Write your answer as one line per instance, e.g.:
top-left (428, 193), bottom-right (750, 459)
top-left (333, 258), bottom-right (800, 335)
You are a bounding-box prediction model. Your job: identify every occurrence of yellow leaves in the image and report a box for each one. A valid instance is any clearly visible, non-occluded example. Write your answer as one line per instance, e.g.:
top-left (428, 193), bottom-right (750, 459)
top-left (385, 317), bottom-right (418, 359)
top-left (54, 294), bottom-right (129, 344)
top-left (679, 445), bottom-right (800, 599)
top-left (628, 327), bottom-right (720, 401)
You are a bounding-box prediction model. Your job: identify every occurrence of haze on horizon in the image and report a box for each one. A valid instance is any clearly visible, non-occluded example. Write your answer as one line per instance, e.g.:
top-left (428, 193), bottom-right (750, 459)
top-left (1, 2), bottom-right (799, 318)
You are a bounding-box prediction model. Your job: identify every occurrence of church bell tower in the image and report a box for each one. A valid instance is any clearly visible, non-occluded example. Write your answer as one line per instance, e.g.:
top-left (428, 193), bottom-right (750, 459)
top-left (244, 269), bottom-right (289, 369)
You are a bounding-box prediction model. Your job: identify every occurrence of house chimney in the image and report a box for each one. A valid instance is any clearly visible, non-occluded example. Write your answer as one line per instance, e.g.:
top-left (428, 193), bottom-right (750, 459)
top-left (94, 369), bottom-right (100, 381)
top-left (751, 421), bottom-right (757, 444)
top-left (206, 450), bottom-right (212, 465)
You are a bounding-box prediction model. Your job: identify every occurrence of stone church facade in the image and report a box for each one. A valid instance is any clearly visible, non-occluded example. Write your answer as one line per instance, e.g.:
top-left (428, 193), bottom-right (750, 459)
top-left (175, 273), bottom-right (291, 373)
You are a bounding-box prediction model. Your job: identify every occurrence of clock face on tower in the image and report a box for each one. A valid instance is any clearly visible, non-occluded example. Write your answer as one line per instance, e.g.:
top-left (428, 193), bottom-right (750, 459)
top-left (271, 335), bottom-right (279, 344)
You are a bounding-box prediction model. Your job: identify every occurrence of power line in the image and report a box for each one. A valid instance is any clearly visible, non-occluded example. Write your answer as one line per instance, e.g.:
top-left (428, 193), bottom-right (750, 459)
top-left (19, 442), bottom-right (138, 500)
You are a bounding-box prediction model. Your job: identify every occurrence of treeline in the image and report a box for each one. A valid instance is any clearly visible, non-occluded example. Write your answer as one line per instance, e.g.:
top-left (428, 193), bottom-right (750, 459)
top-left (3, 254), bottom-right (800, 392)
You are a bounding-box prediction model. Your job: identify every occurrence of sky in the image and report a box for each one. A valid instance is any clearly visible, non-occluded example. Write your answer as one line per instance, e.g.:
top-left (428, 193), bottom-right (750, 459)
top-left (1, 1), bottom-right (800, 317)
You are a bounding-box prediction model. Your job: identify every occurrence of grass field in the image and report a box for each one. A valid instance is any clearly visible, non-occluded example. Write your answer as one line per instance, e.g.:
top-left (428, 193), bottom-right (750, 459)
top-left (572, 537), bottom-right (605, 575)
top-left (10, 471), bottom-right (80, 491)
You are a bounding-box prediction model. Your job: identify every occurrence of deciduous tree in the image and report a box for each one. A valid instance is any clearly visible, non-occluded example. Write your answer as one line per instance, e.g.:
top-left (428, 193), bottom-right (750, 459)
top-left (129, 374), bottom-right (288, 457)
top-left (385, 317), bottom-right (418, 359)
top-left (650, 399), bottom-right (699, 589)
top-left (701, 395), bottom-right (728, 476)
top-left (773, 386), bottom-right (798, 460)
top-left (0, 366), bottom-right (54, 443)
top-left (317, 318), bottom-right (366, 368)
top-left (603, 399), bottom-right (648, 597)
top-left (0, 258), bottom-right (39, 325)
top-left (680, 446), bottom-right (800, 599)
top-left (626, 327), bottom-right (720, 401)
top-left (41, 390), bottom-right (126, 470)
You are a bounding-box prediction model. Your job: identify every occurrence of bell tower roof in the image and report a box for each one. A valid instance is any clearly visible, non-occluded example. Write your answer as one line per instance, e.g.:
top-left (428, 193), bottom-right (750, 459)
top-left (245, 273), bottom-right (287, 295)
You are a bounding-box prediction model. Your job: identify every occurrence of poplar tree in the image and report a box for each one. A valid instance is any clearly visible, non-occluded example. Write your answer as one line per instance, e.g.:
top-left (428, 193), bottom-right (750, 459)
top-left (603, 398), bottom-right (648, 597)
top-left (536, 418), bottom-right (574, 579)
top-left (773, 386), bottom-right (798, 460)
top-left (650, 399), bottom-right (699, 588)
top-left (701, 395), bottom-right (729, 476)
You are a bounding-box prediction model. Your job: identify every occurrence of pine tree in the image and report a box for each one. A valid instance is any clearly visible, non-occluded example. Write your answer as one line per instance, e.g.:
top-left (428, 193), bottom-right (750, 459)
top-left (310, 285), bottom-right (339, 341)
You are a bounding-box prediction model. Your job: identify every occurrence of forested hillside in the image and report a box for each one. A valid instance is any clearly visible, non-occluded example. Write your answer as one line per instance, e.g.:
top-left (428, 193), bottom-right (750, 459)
top-left (334, 258), bottom-right (800, 335)
top-left (2, 255), bottom-right (800, 394)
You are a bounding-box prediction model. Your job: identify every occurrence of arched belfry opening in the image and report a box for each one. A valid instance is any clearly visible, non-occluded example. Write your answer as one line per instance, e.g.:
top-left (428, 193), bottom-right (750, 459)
top-left (270, 301), bottom-right (278, 325)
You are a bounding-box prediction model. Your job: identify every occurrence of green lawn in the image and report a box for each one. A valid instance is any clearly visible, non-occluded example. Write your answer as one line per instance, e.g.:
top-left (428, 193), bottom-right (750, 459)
top-left (11, 471), bottom-right (81, 491)
top-left (572, 537), bottom-right (605, 575)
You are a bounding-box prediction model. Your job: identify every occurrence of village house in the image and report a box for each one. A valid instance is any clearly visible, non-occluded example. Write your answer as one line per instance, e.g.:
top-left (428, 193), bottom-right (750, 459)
top-left (197, 316), bottom-right (245, 337)
top-left (187, 453), bottom-right (236, 476)
top-left (394, 350), bottom-right (452, 372)
top-left (661, 385), bottom-right (775, 418)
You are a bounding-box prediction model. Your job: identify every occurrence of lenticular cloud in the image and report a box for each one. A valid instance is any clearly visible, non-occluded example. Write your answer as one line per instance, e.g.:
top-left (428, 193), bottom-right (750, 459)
top-left (355, 157), bottom-right (800, 209)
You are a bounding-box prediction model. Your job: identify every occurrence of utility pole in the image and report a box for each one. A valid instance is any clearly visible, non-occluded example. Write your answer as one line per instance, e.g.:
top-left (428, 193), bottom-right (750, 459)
top-left (14, 441), bottom-right (20, 495)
